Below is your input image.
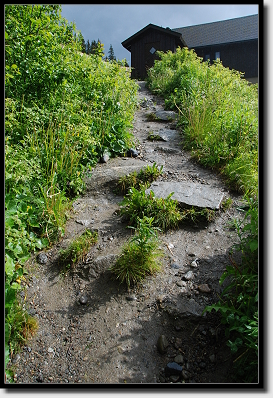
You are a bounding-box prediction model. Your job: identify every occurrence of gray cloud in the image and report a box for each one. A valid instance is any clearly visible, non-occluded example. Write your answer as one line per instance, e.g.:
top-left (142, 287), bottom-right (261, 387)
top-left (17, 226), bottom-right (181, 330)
top-left (61, 4), bottom-right (259, 65)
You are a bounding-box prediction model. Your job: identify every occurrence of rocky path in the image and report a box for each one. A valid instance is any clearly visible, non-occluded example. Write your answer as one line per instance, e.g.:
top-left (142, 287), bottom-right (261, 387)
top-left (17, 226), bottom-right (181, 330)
top-left (14, 81), bottom-right (245, 384)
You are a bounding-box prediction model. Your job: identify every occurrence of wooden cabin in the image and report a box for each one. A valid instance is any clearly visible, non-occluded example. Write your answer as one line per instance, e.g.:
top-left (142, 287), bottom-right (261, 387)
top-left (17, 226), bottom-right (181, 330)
top-left (122, 14), bottom-right (258, 82)
top-left (121, 24), bottom-right (186, 79)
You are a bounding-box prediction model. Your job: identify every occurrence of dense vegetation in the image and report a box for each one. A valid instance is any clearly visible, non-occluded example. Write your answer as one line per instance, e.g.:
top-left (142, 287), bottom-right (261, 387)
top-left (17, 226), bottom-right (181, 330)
top-left (147, 47), bottom-right (258, 382)
top-left (5, 4), bottom-right (138, 376)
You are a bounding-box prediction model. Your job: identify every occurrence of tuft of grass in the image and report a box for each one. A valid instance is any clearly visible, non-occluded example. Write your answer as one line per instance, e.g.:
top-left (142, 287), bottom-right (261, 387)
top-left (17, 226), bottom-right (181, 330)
top-left (116, 162), bottom-right (163, 195)
top-left (110, 216), bottom-right (163, 287)
top-left (221, 197), bottom-right (233, 211)
top-left (59, 229), bottom-right (98, 270)
top-left (179, 206), bottom-right (215, 224)
top-left (146, 112), bottom-right (160, 122)
top-left (147, 132), bottom-right (163, 141)
top-left (120, 187), bottom-right (181, 231)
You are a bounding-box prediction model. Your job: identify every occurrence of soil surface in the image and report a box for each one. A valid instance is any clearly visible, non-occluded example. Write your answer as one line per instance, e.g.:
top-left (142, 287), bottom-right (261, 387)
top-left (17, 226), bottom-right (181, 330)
top-left (13, 81), bottom-right (245, 385)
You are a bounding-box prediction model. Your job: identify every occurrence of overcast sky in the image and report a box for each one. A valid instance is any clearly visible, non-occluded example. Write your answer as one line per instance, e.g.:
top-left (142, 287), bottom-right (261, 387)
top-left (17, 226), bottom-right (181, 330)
top-left (61, 4), bottom-right (259, 65)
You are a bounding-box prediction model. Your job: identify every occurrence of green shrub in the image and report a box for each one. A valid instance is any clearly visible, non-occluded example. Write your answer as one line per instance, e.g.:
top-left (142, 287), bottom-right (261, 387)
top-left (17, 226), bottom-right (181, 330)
top-left (110, 216), bottom-right (162, 287)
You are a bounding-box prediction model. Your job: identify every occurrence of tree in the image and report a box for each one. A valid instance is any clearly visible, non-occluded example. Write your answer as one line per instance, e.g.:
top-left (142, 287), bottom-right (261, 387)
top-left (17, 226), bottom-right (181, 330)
top-left (89, 39), bottom-right (104, 57)
top-left (108, 44), bottom-right (116, 62)
top-left (89, 39), bottom-right (97, 55)
top-left (86, 39), bottom-right (91, 55)
top-left (77, 31), bottom-right (86, 53)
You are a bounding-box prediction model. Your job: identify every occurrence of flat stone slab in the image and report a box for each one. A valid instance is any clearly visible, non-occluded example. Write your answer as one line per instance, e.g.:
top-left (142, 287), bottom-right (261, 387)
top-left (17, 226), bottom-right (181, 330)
top-left (155, 110), bottom-right (178, 121)
top-left (146, 181), bottom-right (224, 210)
top-left (150, 129), bottom-right (179, 142)
top-left (84, 158), bottom-right (147, 189)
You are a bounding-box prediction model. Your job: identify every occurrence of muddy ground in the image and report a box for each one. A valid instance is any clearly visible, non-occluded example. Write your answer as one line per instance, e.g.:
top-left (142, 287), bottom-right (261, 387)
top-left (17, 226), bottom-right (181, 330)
top-left (12, 81), bottom-right (246, 385)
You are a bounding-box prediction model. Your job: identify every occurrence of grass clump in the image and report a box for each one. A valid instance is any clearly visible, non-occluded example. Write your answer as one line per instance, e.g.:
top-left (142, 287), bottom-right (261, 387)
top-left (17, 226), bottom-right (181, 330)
top-left (59, 229), bottom-right (98, 270)
top-left (147, 132), bottom-right (163, 141)
top-left (120, 187), bottom-right (182, 231)
top-left (110, 216), bottom-right (163, 287)
top-left (180, 206), bottom-right (215, 224)
top-left (146, 112), bottom-right (160, 122)
top-left (116, 162), bottom-right (163, 195)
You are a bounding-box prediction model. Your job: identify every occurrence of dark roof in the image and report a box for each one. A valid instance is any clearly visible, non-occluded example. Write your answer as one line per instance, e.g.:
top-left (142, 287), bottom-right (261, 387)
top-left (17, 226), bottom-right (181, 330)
top-left (122, 23), bottom-right (186, 52)
top-left (172, 14), bottom-right (258, 48)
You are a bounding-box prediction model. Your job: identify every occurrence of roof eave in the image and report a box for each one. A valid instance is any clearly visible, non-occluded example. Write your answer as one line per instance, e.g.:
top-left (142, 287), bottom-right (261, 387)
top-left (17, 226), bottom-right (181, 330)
top-left (122, 23), bottom-right (183, 51)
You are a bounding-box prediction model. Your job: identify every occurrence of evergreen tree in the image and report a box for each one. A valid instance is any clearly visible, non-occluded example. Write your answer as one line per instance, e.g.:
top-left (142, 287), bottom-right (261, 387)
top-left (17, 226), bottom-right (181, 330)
top-left (77, 31), bottom-right (86, 53)
top-left (108, 44), bottom-right (116, 61)
top-left (90, 39), bottom-right (97, 55)
top-left (86, 39), bottom-right (91, 55)
top-left (90, 39), bottom-right (104, 57)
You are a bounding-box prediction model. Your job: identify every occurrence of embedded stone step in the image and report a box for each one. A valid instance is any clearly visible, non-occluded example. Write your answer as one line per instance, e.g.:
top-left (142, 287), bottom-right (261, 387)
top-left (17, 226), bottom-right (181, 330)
top-left (145, 181), bottom-right (224, 210)
top-left (155, 110), bottom-right (178, 121)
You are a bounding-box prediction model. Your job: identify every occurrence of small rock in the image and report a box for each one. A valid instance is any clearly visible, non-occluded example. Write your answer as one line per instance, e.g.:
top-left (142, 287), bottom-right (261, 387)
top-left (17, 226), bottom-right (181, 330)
top-left (174, 354), bottom-right (184, 364)
top-left (126, 295), bottom-right (137, 301)
top-left (127, 148), bottom-right (138, 158)
top-left (36, 253), bottom-right (48, 264)
top-left (117, 346), bottom-right (125, 354)
top-left (209, 354), bottom-right (216, 363)
top-left (198, 284), bottom-right (211, 293)
top-left (79, 295), bottom-right (88, 305)
top-left (100, 152), bottom-right (110, 163)
top-left (182, 370), bottom-right (190, 380)
top-left (171, 263), bottom-right (180, 269)
top-left (75, 219), bottom-right (90, 226)
top-left (165, 362), bottom-right (183, 376)
top-left (169, 375), bottom-right (180, 383)
top-left (176, 281), bottom-right (187, 287)
top-left (157, 335), bottom-right (169, 354)
top-left (182, 271), bottom-right (194, 280)
top-left (199, 361), bottom-right (206, 368)
top-left (190, 260), bottom-right (198, 268)
top-left (36, 373), bottom-right (44, 383)
top-left (48, 347), bottom-right (54, 353)
top-left (159, 374), bottom-right (166, 383)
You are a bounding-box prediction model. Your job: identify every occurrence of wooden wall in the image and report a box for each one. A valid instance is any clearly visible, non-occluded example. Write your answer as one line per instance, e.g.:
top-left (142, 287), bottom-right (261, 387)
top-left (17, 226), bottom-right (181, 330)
top-left (194, 39), bottom-right (258, 79)
top-left (130, 29), bottom-right (178, 79)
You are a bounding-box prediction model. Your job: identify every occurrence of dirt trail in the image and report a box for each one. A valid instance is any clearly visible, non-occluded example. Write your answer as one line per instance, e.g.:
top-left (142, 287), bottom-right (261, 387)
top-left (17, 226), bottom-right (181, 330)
top-left (14, 81), bottom-right (244, 384)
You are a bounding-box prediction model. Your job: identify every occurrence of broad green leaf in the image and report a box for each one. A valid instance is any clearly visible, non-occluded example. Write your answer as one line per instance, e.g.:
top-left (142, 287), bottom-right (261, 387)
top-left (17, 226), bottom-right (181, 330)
top-left (5, 255), bottom-right (15, 277)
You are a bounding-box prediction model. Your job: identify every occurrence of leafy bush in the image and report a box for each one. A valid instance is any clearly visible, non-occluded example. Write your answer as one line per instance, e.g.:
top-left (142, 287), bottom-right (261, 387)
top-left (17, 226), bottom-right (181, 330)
top-left (110, 216), bottom-right (163, 287)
